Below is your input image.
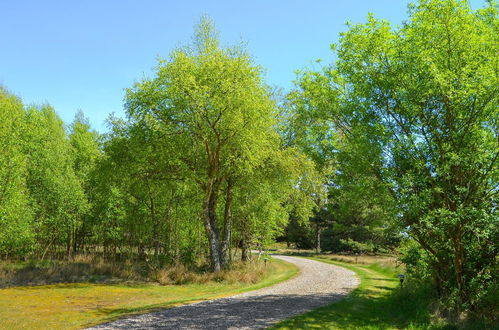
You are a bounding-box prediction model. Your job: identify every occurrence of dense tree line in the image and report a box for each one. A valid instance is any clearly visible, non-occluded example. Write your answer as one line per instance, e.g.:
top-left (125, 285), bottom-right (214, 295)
top-left (0, 0), bottom-right (496, 322)
top-left (0, 18), bottom-right (322, 272)
top-left (0, 92), bottom-right (95, 259)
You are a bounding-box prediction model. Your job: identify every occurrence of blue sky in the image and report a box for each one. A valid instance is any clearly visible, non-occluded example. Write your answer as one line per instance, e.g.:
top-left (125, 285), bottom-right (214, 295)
top-left (0, 0), bottom-right (486, 131)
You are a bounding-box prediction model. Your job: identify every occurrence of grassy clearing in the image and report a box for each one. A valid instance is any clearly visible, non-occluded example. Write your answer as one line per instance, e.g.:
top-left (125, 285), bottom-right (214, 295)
top-left (0, 258), bottom-right (298, 329)
top-left (272, 255), bottom-right (442, 330)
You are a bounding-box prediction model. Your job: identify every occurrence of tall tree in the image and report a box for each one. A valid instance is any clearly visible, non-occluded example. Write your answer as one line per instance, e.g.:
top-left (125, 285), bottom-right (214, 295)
top-left (125, 17), bottom-right (282, 271)
top-left (291, 0), bottom-right (498, 317)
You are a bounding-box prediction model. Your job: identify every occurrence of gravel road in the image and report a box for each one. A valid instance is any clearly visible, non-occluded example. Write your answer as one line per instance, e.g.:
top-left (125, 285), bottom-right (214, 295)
top-left (90, 255), bottom-right (359, 329)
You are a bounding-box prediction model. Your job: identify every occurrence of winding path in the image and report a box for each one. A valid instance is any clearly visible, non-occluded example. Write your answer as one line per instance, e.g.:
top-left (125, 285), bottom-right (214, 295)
top-left (90, 255), bottom-right (359, 329)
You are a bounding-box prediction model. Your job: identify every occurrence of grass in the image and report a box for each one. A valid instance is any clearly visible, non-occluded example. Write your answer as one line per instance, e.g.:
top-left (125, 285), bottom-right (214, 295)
top-left (276, 249), bottom-right (399, 268)
top-left (272, 255), bottom-right (443, 330)
top-left (0, 256), bottom-right (143, 287)
top-left (0, 254), bottom-right (283, 287)
top-left (0, 258), bottom-right (298, 329)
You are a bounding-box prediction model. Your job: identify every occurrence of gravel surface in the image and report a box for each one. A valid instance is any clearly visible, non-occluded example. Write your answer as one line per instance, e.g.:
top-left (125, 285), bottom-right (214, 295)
top-left (89, 255), bottom-right (359, 329)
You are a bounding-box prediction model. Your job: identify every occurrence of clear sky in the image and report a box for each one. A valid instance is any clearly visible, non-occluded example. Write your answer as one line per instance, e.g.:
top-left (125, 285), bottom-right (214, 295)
top-left (0, 0), bottom-right (486, 131)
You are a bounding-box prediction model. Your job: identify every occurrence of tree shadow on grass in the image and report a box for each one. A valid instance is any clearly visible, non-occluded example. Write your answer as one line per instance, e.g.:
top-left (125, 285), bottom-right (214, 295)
top-left (280, 251), bottom-right (317, 257)
top-left (366, 277), bottom-right (398, 282)
top-left (373, 285), bottom-right (393, 291)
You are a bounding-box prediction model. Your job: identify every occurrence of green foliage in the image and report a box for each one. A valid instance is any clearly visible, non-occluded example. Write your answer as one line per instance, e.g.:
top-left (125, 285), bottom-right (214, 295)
top-left (123, 16), bottom-right (321, 270)
top-left (0, 89), bottom-right (95, 259)
top-left (287, 0), bottom-right (498, 320)
top-left (69, 111), bottom-right (100, 188)
top-left (24, 105), bottom-right (87, 257)
top-left (1, 4), bottom-right (495, 324)
top-left (284, 29), bottom-right (399, 255)
top-left (68, 111), bottom-right (101, 255)
top-left (0, 17), bottom-right (321, 275)
top-left (0, 18), bottom-right (323, 271)
top-left (0, 88), bottom-right (33, 257)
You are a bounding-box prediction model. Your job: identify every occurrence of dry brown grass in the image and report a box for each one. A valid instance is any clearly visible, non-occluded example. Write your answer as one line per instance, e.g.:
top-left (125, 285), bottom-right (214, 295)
top-left (153, 260), bottom-right (270, 285)
top-left (0, 255), bottom-right (147, 288)
top-left (0, 254), bottom-right (277, 288)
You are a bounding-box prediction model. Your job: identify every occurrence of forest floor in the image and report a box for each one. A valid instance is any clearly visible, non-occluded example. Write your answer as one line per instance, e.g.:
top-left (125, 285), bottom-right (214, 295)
top-left (89, 255), bottom-right (358, 329)
top-left (0, 258), bottom-right (297, 329)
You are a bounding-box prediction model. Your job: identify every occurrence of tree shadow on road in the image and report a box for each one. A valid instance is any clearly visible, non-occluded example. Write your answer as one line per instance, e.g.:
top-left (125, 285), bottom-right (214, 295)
top-left (89, 292), bottom-right (350, 329)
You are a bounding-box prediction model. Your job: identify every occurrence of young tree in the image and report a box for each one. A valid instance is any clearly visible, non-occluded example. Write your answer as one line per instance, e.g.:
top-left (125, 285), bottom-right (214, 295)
top-left (69, 111), bottom-right (100, 254)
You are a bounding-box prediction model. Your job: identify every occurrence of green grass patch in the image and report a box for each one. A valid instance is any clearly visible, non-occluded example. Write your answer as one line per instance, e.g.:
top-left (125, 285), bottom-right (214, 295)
top-left (0, 258), bottom-right (298, 329)
top-left (272, 256), bottom-right (441, 330)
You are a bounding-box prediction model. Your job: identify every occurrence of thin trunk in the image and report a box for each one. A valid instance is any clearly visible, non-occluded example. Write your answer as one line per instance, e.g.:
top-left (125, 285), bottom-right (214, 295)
top-left (203, 179), bottom-right (222, 272)
top-left (241, 218), bottom-right (250, 262)
top-left (241, 239), bottom-right (249, 262)
top-left (221, 178), bottom-right (234, 268)
top-left (315, 224), bottom-right (321, 254)
top-left (202, 140), bottom-right (223, 272)
top-left (73, 224), bottom-right (78, 255)
top-left (66, 224), bottom-right (72, 259)
top-left (453, 224), bottom-right (465, 312)
top-left (150, 197), bottom-right (159, 257)
top-left (76, 224), bottom-right (86, 254)
top-left (232, 242), bottom-right (238, 261)
top-left (41, 238), bottom-right (55, 261)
